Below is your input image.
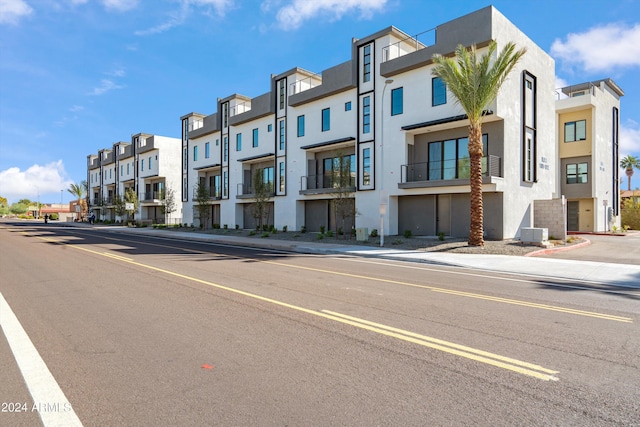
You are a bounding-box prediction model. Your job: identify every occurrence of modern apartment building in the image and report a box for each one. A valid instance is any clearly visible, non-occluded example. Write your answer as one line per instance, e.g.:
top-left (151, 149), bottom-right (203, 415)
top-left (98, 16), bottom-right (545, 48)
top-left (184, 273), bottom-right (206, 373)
top-left (180, 6), bottom-right (560, 239)
top-left (556, 79), bottom-right (623, 232)
top-left (87, 133), bottom-right (181, 223)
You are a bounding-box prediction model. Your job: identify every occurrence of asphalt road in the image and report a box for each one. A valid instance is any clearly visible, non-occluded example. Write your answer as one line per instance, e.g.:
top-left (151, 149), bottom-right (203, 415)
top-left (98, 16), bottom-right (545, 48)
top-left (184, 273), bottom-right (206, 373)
top-left (1, 221), bottom-right (639, 426)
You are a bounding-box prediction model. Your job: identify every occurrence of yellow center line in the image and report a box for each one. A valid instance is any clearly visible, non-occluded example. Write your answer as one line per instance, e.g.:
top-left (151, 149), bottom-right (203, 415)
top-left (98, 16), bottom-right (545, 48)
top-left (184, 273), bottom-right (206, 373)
top-left (35, 235), bottom-right (559, 381)
top-left (260, 260), bottom-right (633, 323)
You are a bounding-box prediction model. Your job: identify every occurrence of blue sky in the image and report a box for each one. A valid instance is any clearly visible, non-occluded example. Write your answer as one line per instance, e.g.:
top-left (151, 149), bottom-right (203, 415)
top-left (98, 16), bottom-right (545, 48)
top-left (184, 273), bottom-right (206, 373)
top-left (1, 0), bottom-right (640, 205)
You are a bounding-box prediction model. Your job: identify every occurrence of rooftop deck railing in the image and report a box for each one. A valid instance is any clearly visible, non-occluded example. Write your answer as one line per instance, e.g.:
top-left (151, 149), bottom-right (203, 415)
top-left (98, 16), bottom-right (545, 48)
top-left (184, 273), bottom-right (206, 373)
top-left (381, 28), bottom-right (435, 63)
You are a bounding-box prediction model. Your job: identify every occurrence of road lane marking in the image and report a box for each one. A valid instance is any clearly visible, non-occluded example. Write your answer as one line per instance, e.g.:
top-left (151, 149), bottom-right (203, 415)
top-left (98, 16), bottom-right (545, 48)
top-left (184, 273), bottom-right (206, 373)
top-left (260, 261), bottom-right (633, 323)
top-left (102, 252), bottom-right (133, 261)
top-left (322, 310), bottom-right (559, 381)
top-left (30, 239), bottom-right (562, 381)
top-left (31, 234), bottom-right (633, 323)
top-left (0, 292), bottom-right (83, 426)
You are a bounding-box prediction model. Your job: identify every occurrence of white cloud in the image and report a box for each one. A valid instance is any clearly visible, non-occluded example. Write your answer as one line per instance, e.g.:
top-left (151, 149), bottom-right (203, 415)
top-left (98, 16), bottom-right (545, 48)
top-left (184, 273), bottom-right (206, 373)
top-left (135, 0), bottom-right (232, 36)
top-left (0, 0), bottom-right (33, 25)
top-left (102, 0), bottom-right (139, 12)
top-left (0, 161), bottom-right (73, 204)
top-left (69, 105), bottom-right (84, 112)
top-left (620, 119), bottom-right (640, 155)
top-left (87, 79), bottom-right (124, 96)
top-left (551, 23), bottom-right (640, 73)
top-left (272, 0), bottom-right (387, 31)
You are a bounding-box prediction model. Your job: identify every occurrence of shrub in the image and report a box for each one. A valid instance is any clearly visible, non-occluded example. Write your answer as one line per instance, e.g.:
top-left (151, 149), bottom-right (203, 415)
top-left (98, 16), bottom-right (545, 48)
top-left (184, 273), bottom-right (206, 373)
top-left (249, 230), bottom-right (256, 236)
top-left (326, 230), bottom-right (333, 237)
top-left (301, 225), bottom-right (306, 233)
top-left (438, 232), bottom-right (445, 241)
top-left (404, 229), bottom-right (412, 238)
top-left (320, 225), bottom-right (325, 234)
top-left (213, 223), bottom-right (220, 229)
top-left (317, 234), bottom-right (324, 240)
top-left (50, 213), bottom-right (59, 220)
top-left (261, 232), bottom-right (270, 238)
top-left (282, 225), bottom-right (288, 233)
top-left (370, 229), bottom-right (378, 237)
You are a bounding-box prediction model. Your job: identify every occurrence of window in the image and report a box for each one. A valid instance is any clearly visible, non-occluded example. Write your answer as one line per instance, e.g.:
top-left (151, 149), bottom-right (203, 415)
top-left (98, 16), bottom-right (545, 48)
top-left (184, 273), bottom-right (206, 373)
top-left (127, 163), bottom-right (130, 175)
top-left (322, 108), bottom-right (330, 132)
top-left (391, 87), bottom-right (403, 116)
top-left (216, 139), bottom-right (220, 146)
top-left (121, 165), bottom-right (124, 176)
top-left (279, 162), bottom-right (285, 192)
top-left (279, 79), bottom-right (286, 110)
top-left (363, 148), bottom-right (371, 185)
top-left (524, 131), bottom-right (535, 182)
top-left (222, 103), bottom-right (228, 128)
top-left (223, 137), bottom-right (228, 162)
top-left (428, 135), bottom-right (488, 180)
top-left (223, 171), bottom-right (228, 198)
top-left (261, 167), bottom-right (274, 189)
top-left (323, 154), bottom-right (355, 188)
top-left (193, 146), bottom-right (198, 161)
top-left (362, 96), bottom-right (371, 134)
top-left (432, 77), bottom-right (447, 106)
top-left (279, 120), bottom-right (285, 150)
top-left (183, 148), bottom-right (188, 169)
top-left (148, 156), bottom-right (152, 170)
top-left (141, 159), bottom-right (144, 171)
top-left (205, 142), bottom-right (210, 158)
top-left (523, 72), bottom-right (537, 183)
top-left (268, 124), bottom-right (272, 132)
top-left (252, 128), bottom-right (259, 147)
top-left (297, 115), bottom-right (305, 137)
top-left (236, 133), bottom-right (242, 151)
top-left (567, 163), bottom-right (588, 184)
top-left (345, 101), bottom-right (352, 111)
top-left (565, 120), bottom-right (586, 142)
top-left (363, 44), bottom-right (371, 83)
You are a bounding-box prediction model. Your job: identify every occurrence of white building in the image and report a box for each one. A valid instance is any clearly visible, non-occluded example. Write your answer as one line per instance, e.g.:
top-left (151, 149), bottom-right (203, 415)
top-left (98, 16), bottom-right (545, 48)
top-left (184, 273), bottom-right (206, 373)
top-left (180, 6), bottom-right (569, 239)
top-left (87, 133), bottom-right (181, 224)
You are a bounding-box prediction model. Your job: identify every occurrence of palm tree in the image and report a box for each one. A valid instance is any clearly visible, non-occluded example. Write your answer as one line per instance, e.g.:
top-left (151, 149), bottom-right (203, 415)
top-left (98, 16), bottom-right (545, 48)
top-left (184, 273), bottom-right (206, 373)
top-left (67, 181), bottom-right (87, 221)
top-left (620, 154), bottom-right (640, 191)
top-left (432, 41), bottom-right (526, 246)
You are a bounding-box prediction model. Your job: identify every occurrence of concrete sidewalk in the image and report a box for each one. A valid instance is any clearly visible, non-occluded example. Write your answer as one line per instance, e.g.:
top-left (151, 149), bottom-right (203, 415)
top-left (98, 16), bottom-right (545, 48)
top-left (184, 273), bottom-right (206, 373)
top-left (60, 222), bottom-right (640, 289)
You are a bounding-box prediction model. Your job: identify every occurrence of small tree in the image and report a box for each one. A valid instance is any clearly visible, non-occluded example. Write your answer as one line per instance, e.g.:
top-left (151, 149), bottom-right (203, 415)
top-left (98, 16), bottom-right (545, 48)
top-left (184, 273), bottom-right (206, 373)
top-left (113, 194), bottom-right (126, 220)
top-left (252, 168), bottom-right (272, 231)
top-left (194, 181), bottom-right (211, 229)
top-left (9, 203), bottom-right (28, 215)
top-left (124, 188), bottom-right (139, 224)
top-left (160, 187), bottom-right (177, 225)
top-left (331, 153), bottom-right (356, 239)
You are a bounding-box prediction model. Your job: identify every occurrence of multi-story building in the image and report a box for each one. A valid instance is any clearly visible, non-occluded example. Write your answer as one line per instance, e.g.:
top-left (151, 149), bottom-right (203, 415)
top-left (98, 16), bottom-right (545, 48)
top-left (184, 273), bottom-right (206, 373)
top-left (180, 6), bottom-right (560, 239)
top-left (87, 133), bottom-right (181, 223)
top-left (556, 79), bottom-right (623, 232)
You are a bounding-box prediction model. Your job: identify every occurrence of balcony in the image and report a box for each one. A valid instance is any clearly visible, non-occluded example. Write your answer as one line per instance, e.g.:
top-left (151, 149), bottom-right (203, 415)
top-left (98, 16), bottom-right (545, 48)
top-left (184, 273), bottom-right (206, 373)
top-left (399, 155), bottom-right (501, 188)
top-left (142, 192), bottom-right (163, 202)
top-left (289, 73), bottom-right (322, 95)
top-left (300, 174), bottom-right (356, 195)
top-left (236, 182), bottom-right (275, 199)
top-left (381, 28), bottom-right (434, 63)
top-left (192, 186), bottom-right (222, 200)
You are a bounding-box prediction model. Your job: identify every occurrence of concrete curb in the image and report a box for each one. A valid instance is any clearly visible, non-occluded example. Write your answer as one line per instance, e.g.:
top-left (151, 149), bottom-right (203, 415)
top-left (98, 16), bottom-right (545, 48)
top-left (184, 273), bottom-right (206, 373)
top-left (524, 238), bottom-right (592, 257)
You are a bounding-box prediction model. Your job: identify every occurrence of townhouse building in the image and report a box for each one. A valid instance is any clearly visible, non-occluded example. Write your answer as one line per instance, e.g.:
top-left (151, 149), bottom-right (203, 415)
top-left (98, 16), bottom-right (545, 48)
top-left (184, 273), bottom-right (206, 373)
top-left (555, 79), bottom-right (623, 232)
top-left (87, 133), bottom-right (181, 223)
top-left (180, 6), bottom-right (560, 239)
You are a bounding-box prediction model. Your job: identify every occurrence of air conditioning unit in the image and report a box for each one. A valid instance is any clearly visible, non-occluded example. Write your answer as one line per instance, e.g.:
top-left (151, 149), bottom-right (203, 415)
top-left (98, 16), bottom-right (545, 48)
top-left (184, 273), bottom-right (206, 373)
top-left (521, 227), bottom-right (548, 244)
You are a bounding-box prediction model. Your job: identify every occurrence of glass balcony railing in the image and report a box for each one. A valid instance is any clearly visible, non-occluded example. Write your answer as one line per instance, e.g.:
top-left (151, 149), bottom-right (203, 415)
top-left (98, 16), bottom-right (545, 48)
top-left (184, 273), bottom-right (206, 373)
top-left (400, 155), bottom-right (501, 183)
top-left (381, 28), bottom-right (435, 63)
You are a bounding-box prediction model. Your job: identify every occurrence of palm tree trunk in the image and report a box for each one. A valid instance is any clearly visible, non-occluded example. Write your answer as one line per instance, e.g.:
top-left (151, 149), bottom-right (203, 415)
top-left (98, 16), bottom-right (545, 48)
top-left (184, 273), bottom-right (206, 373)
top-left (626, 168), bottom-right (633, 191)
top-left (468, 123), bottom-right (484, 247)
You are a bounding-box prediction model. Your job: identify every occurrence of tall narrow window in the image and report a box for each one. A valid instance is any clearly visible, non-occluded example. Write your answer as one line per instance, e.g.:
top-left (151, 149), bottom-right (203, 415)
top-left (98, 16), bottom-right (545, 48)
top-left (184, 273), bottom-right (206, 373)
top-left (223, 137), bottom-right (228, 162)
top-left (223, 171), bottom-right (228, 198)
top-left (205, 142), bottom-right (210, 158)
top-left (363, 148), bottom-right (371, 185)
top-left (523, 72), bottom-right (537, 182)
top-left (236, 133), bottom-right (242, 151)
top-left (363, 44), bottom-right (372, 83)
top-left (141, 159), bottom-right (144, 171)
top-left (279, 79), bottom-right (286, 109)
top-left (193, 145), bottom-right (198, 161)
top-left (391, 87), bottom-right (403, 116)
top-left (322, 108), bottom-right (330, 132)
top-left (525, 131), bottom-right (535, 182)
top-left (222, 103), bottom-right (228, 128)
top-left (362, 96), bottom-right (371, 134)
top-left (252, 128), bottom-right (259, 147)
top-left (279, 162), bottom-right (285, 192)
top-left (148, 156), bottom-right (152, 170)
top-left (432, 77), bottom-right (447, 106)
top-left (183, 148), bottom-right (188, 169)
top-left (297, 115), bottom-right (305, 137)
top-left (279, 119), bottom-right (285, 150)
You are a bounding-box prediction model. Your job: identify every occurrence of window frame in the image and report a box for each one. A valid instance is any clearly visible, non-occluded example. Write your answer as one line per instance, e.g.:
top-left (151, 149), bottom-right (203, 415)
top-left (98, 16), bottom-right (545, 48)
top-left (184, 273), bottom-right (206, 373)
top-left (236, 133), bottom-right (242, 151)
top-left (205, 141), bottom-right (210, 159)
top-left (363, 44), bottom-right (371, 83)
top-left (391, 87), bottom-right (403, 116)
top-left (566, 162), bottom-right (588, 184)
top-left (252, 128), bottom-right (259, 148)
top-left (564, 120), bottom-right (586, 142)
top-left (432, 77), bottom-right (447, 106)
top-left (297, 115), bottom-right (305, 137)
top-left (321, 108), bottom-right (330, 132)
top-left (362, 96), bottom-right (371, 134)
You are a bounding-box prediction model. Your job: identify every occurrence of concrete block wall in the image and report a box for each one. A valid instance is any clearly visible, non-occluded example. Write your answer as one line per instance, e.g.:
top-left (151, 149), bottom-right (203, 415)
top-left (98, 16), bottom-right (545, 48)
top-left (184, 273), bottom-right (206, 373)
top-left (533, 198), bottom-right (566, 240)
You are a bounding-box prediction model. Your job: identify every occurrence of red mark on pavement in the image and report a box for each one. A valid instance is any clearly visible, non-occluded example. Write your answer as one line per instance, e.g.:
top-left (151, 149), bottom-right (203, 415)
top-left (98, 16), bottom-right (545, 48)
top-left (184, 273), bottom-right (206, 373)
top-left (201, 364), bottom-right (214, 370)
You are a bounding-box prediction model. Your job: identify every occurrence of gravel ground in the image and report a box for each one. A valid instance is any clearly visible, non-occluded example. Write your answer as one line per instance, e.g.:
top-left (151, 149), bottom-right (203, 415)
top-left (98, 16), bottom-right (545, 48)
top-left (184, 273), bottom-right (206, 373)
top-left (167, 227), bottom-right (584, 256)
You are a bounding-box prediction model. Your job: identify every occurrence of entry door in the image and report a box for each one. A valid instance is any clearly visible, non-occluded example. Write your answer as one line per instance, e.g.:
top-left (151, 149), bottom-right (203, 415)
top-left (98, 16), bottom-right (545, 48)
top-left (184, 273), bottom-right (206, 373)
top-left (436, 195), bottom-right (451, 235)
top-left (567, 201), bottom-right (579, 231)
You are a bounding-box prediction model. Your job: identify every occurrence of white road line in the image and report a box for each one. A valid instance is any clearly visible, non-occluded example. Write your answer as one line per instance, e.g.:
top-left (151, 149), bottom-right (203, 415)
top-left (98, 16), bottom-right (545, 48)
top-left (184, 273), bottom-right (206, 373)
top-left (0, 292), bottom-right (83, 427)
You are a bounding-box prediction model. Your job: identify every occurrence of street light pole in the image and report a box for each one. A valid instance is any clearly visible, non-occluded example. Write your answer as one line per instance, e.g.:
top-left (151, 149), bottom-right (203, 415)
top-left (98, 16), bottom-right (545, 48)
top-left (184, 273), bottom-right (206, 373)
top-left (379, 78), bottom-right (394, 247)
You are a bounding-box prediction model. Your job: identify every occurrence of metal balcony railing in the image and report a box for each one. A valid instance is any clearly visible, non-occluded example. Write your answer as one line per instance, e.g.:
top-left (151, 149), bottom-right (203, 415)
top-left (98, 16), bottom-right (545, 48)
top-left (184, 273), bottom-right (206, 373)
top-left (381, 28), bottom-right (435, 63)
top-left (289, 74), bottom-right (322, 95)
top-left (400, 155), bottom-right (502, 183)
top-left (237, 182), bottom-right (274, 197)
top-left (192, 187), bottom-right (222, 200)
top-left (301, 174), bottom-right (356, 191)
top-left (142, 191), bottom-right (163, 201)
